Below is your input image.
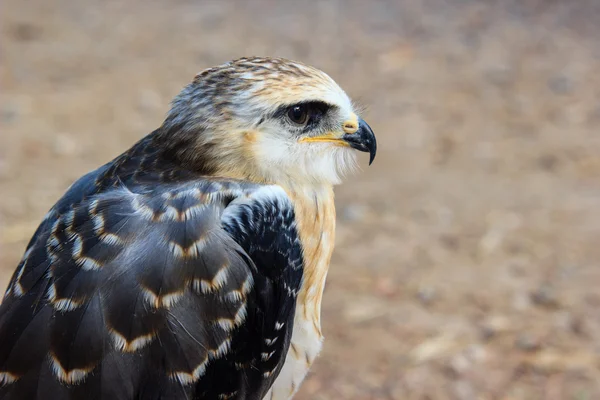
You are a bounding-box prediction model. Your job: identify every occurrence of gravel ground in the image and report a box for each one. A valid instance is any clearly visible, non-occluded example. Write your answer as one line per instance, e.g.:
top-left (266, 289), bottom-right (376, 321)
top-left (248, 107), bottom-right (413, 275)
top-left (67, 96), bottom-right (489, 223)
top-left (1, 0), bottom-right (600, 399)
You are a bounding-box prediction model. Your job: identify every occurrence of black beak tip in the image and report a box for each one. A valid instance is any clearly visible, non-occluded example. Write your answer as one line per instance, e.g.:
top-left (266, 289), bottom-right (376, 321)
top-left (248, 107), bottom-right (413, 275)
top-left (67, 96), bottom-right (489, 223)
top-left (368, 134), bottom-right (377, 166)
top-left (369, 150), bottom-right (376, 166)
top-left (362, 119), bottom-right (377, 166)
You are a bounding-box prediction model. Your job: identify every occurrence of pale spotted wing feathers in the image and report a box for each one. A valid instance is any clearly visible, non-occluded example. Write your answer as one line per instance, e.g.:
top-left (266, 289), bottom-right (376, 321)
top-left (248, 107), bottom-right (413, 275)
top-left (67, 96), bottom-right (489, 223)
top-left (0, 175), bottom-right (303, 400)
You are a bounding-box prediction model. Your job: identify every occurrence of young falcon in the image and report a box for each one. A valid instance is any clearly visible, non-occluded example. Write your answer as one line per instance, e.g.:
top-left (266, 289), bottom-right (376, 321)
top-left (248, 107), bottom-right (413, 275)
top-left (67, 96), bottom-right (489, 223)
top-left (0, 56), bottom-right (376, 400)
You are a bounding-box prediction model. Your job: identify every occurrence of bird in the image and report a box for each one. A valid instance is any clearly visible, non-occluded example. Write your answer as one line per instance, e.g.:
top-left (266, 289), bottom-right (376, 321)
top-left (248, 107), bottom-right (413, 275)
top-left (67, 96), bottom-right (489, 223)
top-left (0, 56), bottom-right (376, 400)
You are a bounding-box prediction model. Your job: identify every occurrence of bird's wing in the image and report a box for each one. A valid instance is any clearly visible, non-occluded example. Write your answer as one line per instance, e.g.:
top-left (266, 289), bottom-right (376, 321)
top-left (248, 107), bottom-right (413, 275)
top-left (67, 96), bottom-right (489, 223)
top-left (0, 180), bottom-right (303, 400)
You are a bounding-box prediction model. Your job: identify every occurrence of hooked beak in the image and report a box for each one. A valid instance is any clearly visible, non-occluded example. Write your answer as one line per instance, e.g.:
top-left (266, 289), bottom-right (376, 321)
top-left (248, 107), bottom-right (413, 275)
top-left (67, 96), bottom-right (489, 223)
top-left (298, 117), bottom-right (377, 165)
top-left (342, 118), bottom-right (377, 165)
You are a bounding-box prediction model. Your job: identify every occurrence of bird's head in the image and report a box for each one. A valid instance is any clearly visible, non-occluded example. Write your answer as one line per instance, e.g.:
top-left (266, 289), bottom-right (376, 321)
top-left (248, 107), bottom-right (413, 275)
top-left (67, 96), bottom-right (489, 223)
top-left (158, 57), bottom-right (376, 186)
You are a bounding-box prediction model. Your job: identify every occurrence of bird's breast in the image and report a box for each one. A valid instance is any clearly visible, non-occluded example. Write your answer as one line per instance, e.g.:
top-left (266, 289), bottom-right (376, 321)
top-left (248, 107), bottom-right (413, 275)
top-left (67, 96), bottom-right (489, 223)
top-left (265, 185), bottom-right (336, 400)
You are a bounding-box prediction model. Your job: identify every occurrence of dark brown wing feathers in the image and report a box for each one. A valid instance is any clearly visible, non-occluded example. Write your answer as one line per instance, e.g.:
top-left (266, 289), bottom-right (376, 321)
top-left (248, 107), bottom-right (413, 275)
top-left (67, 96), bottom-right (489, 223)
top-left (0, 138), bottom-right (303, 400)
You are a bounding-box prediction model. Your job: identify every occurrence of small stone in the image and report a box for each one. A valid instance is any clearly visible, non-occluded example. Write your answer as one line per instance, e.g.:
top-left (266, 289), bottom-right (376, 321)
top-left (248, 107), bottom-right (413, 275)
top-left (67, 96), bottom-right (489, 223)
top-left (484, 65), bottom-right (514, 88)
top-left (515, 332), bottom-right (541, 352)
top-left (553, 312), bottom-right (588, 338)
top-left (530, 284), bottom-right (559, 309)
top-left (478, 229), bottom-right (504, 255)
top-left (480, 315), bottom-right (512, 340)
top-left (10, 22), bottom-right (42, 42)
top-left (525, 349), bottom-right (596, 373)
top-left (340, 204), bottom-right (367, 222)
top-left (2, 96), bottom-right (32, 123)
top-left (416, 286), bottom-right (437, 306)
top-left (570, 315), bottom-right (589, 337)
top-left (448, 353), bottom-right (470, 376)
top-left (1, 104), bottom-right (19, 124)
top-left (547, 75), bottom-right (573, 95)
top-left (439, 234), bottom-right (459, 251)
top-left (410, 334), bottom-right (456, 363)
top-left (559, 265), bottom-right (576, 279)
top-left (464, 344), bottom-right (487, 364)
top-left (537, 154), bottom-right (560, 172)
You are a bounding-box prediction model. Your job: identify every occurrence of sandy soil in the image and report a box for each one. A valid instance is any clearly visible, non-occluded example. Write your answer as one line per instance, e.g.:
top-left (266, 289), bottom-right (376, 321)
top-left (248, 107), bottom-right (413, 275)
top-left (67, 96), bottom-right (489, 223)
top-left (1, 1), bottom-right (600, 398)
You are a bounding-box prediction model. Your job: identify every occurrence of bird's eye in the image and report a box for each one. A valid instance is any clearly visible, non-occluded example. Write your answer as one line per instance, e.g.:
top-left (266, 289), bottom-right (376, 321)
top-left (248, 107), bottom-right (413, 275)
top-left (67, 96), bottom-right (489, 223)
top-left (287, 105), bottom-right (309, 126)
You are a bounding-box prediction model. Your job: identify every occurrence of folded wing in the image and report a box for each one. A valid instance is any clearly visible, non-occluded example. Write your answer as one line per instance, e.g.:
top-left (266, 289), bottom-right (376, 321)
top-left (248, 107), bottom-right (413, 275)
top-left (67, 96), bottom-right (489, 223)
top-left (0, 180), bottom-right (303, 400)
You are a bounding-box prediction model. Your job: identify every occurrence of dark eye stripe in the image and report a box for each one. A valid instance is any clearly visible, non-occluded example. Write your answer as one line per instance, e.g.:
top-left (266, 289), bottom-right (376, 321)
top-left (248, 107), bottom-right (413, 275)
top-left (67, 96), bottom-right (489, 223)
top-left (271, 101), bottom-right (334, 121)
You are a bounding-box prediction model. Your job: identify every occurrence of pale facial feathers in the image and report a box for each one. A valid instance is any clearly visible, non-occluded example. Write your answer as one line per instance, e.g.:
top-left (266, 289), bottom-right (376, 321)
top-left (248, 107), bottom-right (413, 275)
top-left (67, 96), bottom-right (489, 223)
top-left (159, 57), bottom-right (363, 186)
top-left (251, 126), bottom-right (359, 185)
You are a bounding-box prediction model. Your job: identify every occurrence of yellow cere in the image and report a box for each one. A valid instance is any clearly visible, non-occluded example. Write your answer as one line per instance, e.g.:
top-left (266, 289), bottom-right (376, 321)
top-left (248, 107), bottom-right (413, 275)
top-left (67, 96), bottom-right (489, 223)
top-left (342, 113), bottom-right (359, 134)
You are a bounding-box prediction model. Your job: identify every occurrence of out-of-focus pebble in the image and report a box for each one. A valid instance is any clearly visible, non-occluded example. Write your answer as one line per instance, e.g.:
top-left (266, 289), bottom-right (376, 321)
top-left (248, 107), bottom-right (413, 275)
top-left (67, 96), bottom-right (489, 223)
top-left (410, 334), bottom-right (457, 363)
top-left (547, 75), bottom-right (573, 95)
top-left (484, 65), bottom-right (514, 88)
top-left (416, 286), bottom-right (437, 306)
top-left (448, 353), bottom-right (471, 376)
top-left (531, 284), bottom-right (560, 309)
top-left (340, 204), bottom-right (368, 222)
top-left (480, 315), bottom-right (512, 339)
top-left (515, 332), bottom-right (541, 352)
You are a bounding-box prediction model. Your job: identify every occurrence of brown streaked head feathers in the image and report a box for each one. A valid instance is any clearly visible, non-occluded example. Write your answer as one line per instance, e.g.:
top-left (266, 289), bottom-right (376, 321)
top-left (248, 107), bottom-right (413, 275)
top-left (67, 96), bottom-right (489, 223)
top-left (156, 56), bottom-right (375, 186)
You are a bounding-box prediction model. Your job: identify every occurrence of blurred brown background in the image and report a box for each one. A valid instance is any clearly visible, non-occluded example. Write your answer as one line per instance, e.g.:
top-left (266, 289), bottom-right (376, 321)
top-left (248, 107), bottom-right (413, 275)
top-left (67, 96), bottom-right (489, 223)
top-left (1, 0), bottom-right (600, 398)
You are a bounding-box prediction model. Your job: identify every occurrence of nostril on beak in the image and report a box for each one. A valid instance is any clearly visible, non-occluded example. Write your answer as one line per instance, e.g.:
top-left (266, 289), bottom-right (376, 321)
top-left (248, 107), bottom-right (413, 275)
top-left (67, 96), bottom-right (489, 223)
top-left (342, 121), bottom-right (358, 134)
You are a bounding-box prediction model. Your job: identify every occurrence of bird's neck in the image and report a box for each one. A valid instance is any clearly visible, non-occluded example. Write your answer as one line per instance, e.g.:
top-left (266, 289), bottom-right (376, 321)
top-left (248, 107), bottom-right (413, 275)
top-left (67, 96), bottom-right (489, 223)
top-left (283, 183), bottom-right (336, 334)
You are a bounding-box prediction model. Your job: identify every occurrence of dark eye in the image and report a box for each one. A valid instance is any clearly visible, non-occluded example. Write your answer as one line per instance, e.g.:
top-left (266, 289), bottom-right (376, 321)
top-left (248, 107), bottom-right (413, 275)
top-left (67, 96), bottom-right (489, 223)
top-left (287, 105), bottom-right (309, 126)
